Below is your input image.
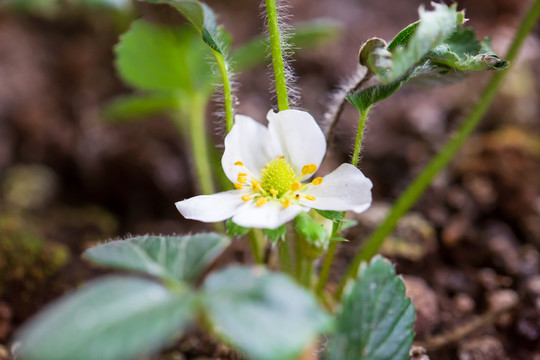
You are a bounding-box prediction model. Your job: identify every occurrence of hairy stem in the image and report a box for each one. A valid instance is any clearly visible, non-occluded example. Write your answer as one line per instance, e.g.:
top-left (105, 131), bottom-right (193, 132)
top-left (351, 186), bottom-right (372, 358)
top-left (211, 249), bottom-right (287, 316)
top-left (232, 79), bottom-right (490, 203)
top-left (265, 0), bottom-right (290, 111)
top-left (277, 237), bottom-right (294, 275)
top-left (335, 0), bottom-right (540, 300)
top-left (315, 240), bottom-right (338, 295)
top-left (212, 50), bottom-right (235, 133)
top-left (351, 105), bottom-right (372, 167)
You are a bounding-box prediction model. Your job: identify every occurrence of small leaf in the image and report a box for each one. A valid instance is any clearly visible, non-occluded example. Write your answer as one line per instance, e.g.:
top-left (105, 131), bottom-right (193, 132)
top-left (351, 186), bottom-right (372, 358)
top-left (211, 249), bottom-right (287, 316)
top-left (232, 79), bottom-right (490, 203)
top-left (226, 219), bottom-right (250, 237)
top-left (115, 20), bottom-right (214, 92)
top-left (202, 266), bottom-right (332, 360)
top-left (295, 212), bottom-right (329, 244)
top-left (328, 256), bottom-right (415, 360)
top-left (102, 93), bottom-right (180, 122)
top-left (359, 38), bottom-right (391, 75)
top-left (16, 276), bottom-right (195, 360)
top-left (83, 233), bottom-right (229, 283)
top-left (331, 237), bottom-right (349, 242)
top-left (232, 18), bottom-right (341, 71)
top-left (263, 224), bottom-right (287, 243)
top-left (315, 210), bottom-right (344, 223)
top-left (341, 219), bottom-right (358, 231)
top-left (387, 21), bottom-right (419, 52)
top-left (347, 81), bottom-right (402, 113)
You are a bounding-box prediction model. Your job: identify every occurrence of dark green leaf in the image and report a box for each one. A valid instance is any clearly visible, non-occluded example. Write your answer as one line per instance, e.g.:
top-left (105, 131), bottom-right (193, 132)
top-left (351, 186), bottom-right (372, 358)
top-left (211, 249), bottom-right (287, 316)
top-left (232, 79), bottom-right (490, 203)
top-left (202, 266), bottom-right (332, 360)
top-left (102, 93), bottom-right (180, 122)
top-left (387, 21), bottom-right (419, 52)
top-left (226, 219), bottom-right (250, 237)
top-left (347, 81), bottom-right (402, 113)
top-left (315, 210), bottom-right (344, 223)
top-left (16, 276), bottom-right (195, 360)
top-left (328, 256), bottom-right (415, 360)
top-left (83, 234), bottom-right (229, 283)
top-left (232, 18), bottom-right (341, 71)
top-left (115, 20), bottom-right (214, 92)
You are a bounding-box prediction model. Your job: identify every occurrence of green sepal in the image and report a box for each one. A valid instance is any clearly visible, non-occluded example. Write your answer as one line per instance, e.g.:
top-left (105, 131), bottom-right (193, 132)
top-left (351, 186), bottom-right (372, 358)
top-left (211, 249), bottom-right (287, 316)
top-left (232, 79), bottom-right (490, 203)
top-left (263, 224), bottom-right (287, 243)
top-left (294, 212), bottom-right (329, 259)
top-left (226, 219), bottom-right (250, 237)
top-left (315, 210), bottom-right (344, 223)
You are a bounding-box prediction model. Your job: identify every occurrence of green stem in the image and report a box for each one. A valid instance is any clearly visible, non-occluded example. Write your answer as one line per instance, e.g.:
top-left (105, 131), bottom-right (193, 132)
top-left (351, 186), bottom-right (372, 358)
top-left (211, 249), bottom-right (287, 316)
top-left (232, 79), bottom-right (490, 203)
top-left (188, 94), bottom-right (215, 196)
top-left (265, 0), bottom-right (290, 111)
top-left (335, 0), bottom-right (540, 301)
top-left (315, 240), bottom-right (338, 295)
top-left (301, 259), bottom-right (314, 289)
top-left (212, 50), bottom-right (235, 133)
top-left (351, 105), bottom-right (372, 167)
top-left (248, 228), bottom-right (265, 264)
top-left (277, 238), bottom-right (293, 275)
top-left (187, 94), bottom-right (223, 233)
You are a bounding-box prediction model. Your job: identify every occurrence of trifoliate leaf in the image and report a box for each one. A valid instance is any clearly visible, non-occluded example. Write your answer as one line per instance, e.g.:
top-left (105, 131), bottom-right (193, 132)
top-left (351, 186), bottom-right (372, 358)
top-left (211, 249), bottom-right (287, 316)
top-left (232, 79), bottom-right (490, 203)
top-left (202, 266), bottom-right (333, 360)
top-left (16, 276), bottom-right (195, 360)
top-left (328, 256), bottom-right (415, 360)
top-left (83, 234), bottom-right (229, 283)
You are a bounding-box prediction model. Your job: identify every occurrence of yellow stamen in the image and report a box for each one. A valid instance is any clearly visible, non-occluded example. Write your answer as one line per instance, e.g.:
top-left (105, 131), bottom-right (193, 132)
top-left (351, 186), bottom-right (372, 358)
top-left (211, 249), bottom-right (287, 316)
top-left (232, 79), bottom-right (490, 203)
top-left (305, 195), bottom-right (316, 201)
top-left (270, 189), bottom-right (278, 196)
top-left (291, 181), bottom-right (302, 191)
top-left (251, 180), bottom-right (261, 191)
top-left (309, 164), bottom-right (317, 173)
top-left (234, 161), bottom-right (244, 166)
top-left (238, 172), bottom-right (247, 177)
top-left (312, 177), bottom-right (323, 185)
top-left (234, 183), bottom-right (244, 190)
top-left (302, 164), bottom-right (318, 175)
top-left (294, 194), bottom-right (300, 200)
top-left (282, 199), bottom-right (291, 208)
top-left (237, 176), bottom-right (248, 184)
top-left (256, 197), bottom-right (267, 207)
top-left (241, 194), bottom-right (252, 202)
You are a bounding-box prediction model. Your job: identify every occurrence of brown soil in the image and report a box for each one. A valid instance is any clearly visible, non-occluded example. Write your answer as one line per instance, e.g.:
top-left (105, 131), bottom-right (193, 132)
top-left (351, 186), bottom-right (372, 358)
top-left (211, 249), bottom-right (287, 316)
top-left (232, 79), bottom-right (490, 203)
top-left (1, 0), bottom-right (539, 359)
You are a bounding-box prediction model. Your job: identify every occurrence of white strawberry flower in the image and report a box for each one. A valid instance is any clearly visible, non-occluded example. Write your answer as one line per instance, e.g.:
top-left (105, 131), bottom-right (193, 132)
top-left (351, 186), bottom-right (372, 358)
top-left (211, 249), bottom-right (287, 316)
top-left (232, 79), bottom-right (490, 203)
top-left (176, 110), bottom-right (373, 229)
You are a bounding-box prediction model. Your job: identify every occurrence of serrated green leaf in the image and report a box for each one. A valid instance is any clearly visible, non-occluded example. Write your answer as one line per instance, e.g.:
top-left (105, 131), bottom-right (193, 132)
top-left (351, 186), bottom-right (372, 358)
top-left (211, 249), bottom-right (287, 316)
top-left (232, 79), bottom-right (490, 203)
top-left (115, 20), bottom-right (214, 92)
top-left (232, 18), bottom-right (341, 71)
top-left (16, 276), bottom-right (195, 360)
top-left (379, 3), bottom-right (463, 83)
top-left (202, 266), bottom-right (332, 360)
top-left (315, 210), bottom-right (344, 223)
top-left (328, 256), bottom-right (415, 360)
top-left (145, 0), bottom-right (226, 54)
top-left (347, 81), bottom-right (402, 113)
top-left (102, 93), bottom-right (180, 122)
top-left (263, 224), bottom-right (287, 242)
top-left (387, 21), bottom-right (419, 52)
top-left (226, 219), bottom-right (250, 237)
top-left (83, 233), bottom-right (229, 283)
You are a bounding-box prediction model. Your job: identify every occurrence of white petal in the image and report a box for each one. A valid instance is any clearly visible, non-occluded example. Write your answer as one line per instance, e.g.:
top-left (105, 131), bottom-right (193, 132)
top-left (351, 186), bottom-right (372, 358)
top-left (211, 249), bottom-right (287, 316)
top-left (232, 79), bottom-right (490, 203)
top-left (176, 190), bottom-right (245, 222)
top-left (300, 163), bottom-right (372, 213)
top-left (267, 110), bottom-right (326, 179)
top-left (232, 202), bottom-right (307, 229)
top-left (221, 115), bottom-right (281, 183)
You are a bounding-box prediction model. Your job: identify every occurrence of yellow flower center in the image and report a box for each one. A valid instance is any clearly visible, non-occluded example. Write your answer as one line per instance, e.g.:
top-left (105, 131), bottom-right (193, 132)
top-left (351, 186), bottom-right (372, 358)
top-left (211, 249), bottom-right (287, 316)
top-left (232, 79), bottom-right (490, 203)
top-left (233, 157), bottom-right (322, 209)
top-left (260, 157), bottom-right (296, 197)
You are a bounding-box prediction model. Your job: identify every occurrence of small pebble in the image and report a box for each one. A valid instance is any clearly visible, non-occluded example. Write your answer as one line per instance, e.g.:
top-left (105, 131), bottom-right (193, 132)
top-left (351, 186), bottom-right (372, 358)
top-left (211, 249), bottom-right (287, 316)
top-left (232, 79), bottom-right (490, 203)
top-left (404, 276), bottom-right (439, 338)
top-left (409, 345), bottom-right (430, 360)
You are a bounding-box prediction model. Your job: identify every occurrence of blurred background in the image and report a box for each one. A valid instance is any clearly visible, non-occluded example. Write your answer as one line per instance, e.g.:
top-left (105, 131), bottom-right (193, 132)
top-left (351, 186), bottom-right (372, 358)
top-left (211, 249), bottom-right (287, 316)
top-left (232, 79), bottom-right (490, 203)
top-left (0, 0), bottom-right (539, 358)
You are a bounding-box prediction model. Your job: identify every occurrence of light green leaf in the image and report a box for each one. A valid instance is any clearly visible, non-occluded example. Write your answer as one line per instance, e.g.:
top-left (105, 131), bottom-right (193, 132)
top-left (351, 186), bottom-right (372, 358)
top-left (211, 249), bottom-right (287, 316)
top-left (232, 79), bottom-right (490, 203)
top-left (226, 219), bottom-right (250, 237)
top-left (202, 266), bottom-right (332, 360)
top-left (328, 256), bottom-right (415, 360)
top-left (145, 0), bottom-right (225, 54)
top-left (379, 3), bottom-right (463, 83)
top-left (83, 234), bottom-right (229, 283)
top-left (102, 93), bottom-right (181, 122)
top-left (16, 276), bottom-right (195, 360)
top-left (115, 20), bottom-right (214, 92)
top-left (263, 224), bottom-right (287, 242)
top-left (232, 18), bottom-right (342, 71)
